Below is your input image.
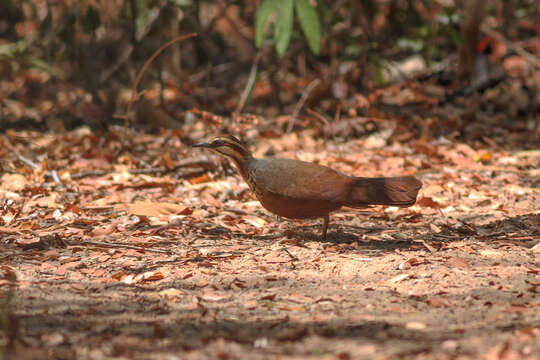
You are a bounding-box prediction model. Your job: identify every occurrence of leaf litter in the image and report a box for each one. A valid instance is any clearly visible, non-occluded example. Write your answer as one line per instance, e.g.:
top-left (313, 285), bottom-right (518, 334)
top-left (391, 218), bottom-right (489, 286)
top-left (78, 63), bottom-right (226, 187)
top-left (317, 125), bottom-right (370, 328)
top-left (0, 122), bottom-right (539, 359)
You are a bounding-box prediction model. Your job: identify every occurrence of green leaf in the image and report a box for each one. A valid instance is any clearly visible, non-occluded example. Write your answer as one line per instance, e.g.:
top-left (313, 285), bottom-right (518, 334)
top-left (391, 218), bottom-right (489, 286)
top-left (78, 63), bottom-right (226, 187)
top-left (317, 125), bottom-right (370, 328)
top-left (255, 0), bottom-right (279, 48)
top-left (274, 0), bottom-right (294, 56)
top-left (294, 0), bottom-right (321, 54)
top-left (135, 0), bottom-right (149, 34)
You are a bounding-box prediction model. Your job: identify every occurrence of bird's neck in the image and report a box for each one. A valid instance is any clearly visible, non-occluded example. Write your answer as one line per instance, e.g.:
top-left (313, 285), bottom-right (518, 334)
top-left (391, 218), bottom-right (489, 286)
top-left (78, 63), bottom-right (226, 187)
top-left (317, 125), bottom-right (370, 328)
top-left (228, 155), bottom-right (253, 182)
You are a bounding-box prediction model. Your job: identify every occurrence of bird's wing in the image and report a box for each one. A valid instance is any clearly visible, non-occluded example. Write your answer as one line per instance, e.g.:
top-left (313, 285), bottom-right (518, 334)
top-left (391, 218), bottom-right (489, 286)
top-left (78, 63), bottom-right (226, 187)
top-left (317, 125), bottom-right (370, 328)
top-left (251, 158), bottom-right (349, 201)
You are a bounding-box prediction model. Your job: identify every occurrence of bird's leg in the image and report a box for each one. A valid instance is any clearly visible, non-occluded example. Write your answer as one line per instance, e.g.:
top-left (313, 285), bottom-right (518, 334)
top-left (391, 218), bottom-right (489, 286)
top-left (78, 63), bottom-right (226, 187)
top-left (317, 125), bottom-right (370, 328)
top-left (321, 215), bottom-right (329, 239)
top-left (277, 215), bottom-right (294, 238)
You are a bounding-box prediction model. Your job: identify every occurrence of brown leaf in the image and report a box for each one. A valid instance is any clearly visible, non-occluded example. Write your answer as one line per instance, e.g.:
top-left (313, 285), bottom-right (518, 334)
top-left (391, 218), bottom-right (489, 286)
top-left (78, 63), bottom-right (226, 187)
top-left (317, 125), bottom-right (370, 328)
top-left (188, 174), bottom-right (211, 184)
top-left (158, 290), bottom-right (185, 304)
top-left (122, 271), bottom-right (164, 284)
top-left (90, 222), bottom-right (117, 236)
top-left (92, 269), bottom-right (106, 277)
top-left (56, 261), bottom-right (80, 276)
top-left (142, 271), bottom-right (165, 281)
top-left (422, 184), bottom-right (444, 196)
top-left (0, 266), bottom-right (17, 281)
top-left (40, 262), bottom-right (58, 272)
top-left (243, 300), bottom-right (257, 309)
top-left (473, 151), bottom-right (492, 163)
top-left (200, 291), bottom-right (232, 302)
top-left (430, 223), bottom-right (442, 233)
top-left (416, 197), bottom-right (443, 208)
top-left (264, 251), bottom-right (289, 263)
top-left (161, 152), bottom-right (175, 169)
top-left (111, 270), bottom-right (128, 280)
top-left (31, 194), bottom-right (61, 208)
top-left (0, 173), bottom-right (28, 191)
top-left (398, 258), bottom-right (423, 270)
top-left (128, 201), bottom-right (192, 217)
top-left (522, 265), bottom-right (540, 275)
top-left (260, 293), bottom-right (276, 301)
top-left (426, 297), bottom-right (451, 308)
top-left (447, 256), bottom-right (470, 268)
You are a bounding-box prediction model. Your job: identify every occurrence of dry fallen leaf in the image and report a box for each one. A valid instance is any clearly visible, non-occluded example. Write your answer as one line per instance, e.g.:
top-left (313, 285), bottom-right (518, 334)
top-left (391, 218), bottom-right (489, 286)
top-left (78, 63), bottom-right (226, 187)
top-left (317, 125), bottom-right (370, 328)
top-left (189, 173), bottom-right (211, 184)
top-left (128, 201), bottom-right (192, 216)
top-left (91, 222), bottom-right (117, 236)
top-left (474, 151), bottom-right (492, 163)
top-left (200, 292), bottom-right (232, 302)
top-left (159, 288), bottom-right (185, 300)
top-left (398, 258), bottom-right (423, 270)
top-left (0, 173), bottom-right (28, 191)
top-left (416, 197), bottom-right (443, 208)
top-left (447, 256), bottom-right (470, 269)
top-left (123, 271), bottom-right (165, 284)
top-left (426, 297), bottom-right (451, 308)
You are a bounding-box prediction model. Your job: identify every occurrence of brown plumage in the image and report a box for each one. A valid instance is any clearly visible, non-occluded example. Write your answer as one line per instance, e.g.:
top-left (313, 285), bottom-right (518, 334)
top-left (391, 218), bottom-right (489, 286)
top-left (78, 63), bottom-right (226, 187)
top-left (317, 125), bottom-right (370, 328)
top-left (193, 135), bottom-right (422, 238)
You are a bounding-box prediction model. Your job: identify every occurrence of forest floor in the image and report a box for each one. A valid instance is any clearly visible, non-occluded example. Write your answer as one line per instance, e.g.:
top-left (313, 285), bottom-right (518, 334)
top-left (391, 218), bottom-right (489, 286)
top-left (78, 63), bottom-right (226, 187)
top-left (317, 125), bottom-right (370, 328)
top-left (1, 125), bottom-right (539, 360)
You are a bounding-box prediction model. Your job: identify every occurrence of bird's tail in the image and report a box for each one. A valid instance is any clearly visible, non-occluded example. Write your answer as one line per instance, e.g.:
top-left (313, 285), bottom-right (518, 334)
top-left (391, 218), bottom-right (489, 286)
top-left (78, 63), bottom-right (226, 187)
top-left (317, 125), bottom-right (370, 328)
top-left (346, 176), bottom-right (422, 208)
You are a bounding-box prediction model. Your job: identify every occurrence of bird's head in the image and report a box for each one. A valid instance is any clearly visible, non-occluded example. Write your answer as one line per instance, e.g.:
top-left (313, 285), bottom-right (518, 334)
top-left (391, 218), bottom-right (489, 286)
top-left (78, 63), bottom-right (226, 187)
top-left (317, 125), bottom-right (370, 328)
top-left (192, 135), bottom-right (251, 160)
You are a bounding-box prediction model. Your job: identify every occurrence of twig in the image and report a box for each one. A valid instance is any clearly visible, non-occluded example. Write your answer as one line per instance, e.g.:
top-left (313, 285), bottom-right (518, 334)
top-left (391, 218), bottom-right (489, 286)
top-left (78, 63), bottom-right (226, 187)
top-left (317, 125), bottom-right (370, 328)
top-left (330, 102), bottom-right (341, 141)
top-left (418, 240), bottom-right (437, 253)
top-left (129, 158), bottom-right (214, 174)
top-left (118, 33), bottom-right (198, 127)
top-left (189, 62), bottom-right (235, 83)
top-left (224, 207), bottom-right (249, 215)
top-left (16, 152), bottom-right (62, 184)
top-left (305, 108), bottom-right (330, 126)
top-left (282, 247), bottom-right (298, 262)
top-left (81, 240), bottom-right (170, 254)
top-left (234, 50), bottom-right (263, 120)
top-left (287, 79), bottom-right (320, 133)
top-left (127, 168), bottom-right (170, 175)
top-left (71, 170), bottom-right (108, 179)
top-left (480, 23), bottom-right (540, 69)
top-left (99, 45), bottom-right (134, 84)
top-left (174, 158), bottom-right (216, 170)
top-left (16, 155), bottom-right (38, 169)
top-left (49, 170), bottom-right (61, 183)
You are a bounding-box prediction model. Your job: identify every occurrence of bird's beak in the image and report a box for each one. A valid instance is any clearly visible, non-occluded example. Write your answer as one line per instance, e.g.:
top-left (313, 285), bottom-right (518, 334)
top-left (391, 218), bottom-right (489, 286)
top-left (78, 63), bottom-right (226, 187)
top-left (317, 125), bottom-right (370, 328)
top-left (192, 142), bottom-right (213, 148)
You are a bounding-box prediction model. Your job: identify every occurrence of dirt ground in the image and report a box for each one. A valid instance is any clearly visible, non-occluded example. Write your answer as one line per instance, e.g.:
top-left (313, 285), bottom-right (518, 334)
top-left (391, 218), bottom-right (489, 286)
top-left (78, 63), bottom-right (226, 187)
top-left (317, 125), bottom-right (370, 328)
top-left (1, 129), bottom-right (539, 359)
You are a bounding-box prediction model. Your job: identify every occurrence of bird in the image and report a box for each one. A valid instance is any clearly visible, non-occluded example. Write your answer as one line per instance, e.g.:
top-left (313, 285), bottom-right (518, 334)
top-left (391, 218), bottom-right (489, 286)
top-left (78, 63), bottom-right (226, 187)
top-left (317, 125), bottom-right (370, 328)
top-left (193, 135), bottom-right (422, 239)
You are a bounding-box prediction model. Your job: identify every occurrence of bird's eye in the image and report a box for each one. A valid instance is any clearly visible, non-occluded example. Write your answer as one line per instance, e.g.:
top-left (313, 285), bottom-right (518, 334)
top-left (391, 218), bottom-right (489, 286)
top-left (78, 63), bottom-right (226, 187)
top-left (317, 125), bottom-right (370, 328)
top-left (213, 140), bottom-right (225, 146)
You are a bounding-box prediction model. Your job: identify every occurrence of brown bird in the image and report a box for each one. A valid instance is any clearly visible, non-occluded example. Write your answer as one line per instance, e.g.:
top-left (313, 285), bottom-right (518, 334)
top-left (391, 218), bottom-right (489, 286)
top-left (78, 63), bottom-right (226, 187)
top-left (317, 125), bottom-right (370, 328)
top-left (193, 135), bottom-right (422, 239)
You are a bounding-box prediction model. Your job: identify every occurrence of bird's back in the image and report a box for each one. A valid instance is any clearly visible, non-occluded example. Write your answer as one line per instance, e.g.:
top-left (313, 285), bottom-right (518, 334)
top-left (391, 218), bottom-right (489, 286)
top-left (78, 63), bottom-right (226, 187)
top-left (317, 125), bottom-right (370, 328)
top-left (247, 157), bottom-right (350, 201)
